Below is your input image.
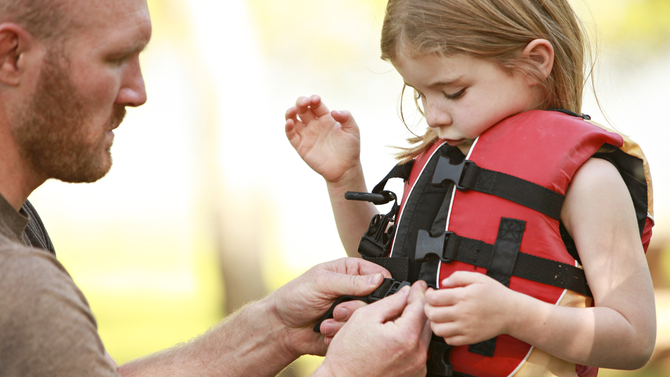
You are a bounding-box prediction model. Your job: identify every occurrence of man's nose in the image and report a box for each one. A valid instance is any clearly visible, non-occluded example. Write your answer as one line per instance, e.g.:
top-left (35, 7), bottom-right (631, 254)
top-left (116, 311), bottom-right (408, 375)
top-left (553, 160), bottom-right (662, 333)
top-left (116, 57), bottom-right (147, 107)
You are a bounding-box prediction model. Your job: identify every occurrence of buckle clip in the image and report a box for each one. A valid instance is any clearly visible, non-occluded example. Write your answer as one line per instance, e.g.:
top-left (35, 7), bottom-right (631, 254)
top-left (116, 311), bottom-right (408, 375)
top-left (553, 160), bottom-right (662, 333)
top-left (432, 156), bottom-right (471, 190)
top-left (348, 190), bottom-right (398, 259)
top-left (415, 230), bottom-right (455, 263)
top-left (345, 190), bottom-right (396, 205)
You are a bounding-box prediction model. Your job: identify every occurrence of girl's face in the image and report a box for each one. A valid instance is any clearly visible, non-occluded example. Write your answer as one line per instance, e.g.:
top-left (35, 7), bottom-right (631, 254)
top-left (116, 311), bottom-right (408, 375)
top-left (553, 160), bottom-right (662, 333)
top-left (393, 52), bottom-right (542, 154)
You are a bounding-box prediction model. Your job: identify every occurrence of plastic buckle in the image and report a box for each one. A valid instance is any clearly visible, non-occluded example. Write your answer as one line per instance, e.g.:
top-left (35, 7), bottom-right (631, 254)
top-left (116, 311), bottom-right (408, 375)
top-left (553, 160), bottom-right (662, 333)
top-left (432, 156), bottom-right (470, 190)
top-left (345, 190), bottom-right (396, 205)
top-left (375, 279), bottom-right (410, 300)
top-left (426, 339), bottom-right (454, 376)
top-left (313, 278), bottom-right (410, 333)
top-left (415, 230), bottom-right (454, 263)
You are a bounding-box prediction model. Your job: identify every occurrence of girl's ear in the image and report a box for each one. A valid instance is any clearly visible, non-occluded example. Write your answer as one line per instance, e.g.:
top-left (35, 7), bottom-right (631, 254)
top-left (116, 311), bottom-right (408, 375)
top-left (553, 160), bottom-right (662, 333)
top-left (523, 39), bottom-right (554, 81)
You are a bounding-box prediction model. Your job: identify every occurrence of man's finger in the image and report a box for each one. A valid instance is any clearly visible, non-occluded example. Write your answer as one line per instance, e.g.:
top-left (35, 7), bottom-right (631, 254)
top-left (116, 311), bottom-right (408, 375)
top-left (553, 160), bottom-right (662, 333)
top-left (335, 257), bottom-right (392, 278)
top-left (395, 283), bottom-right (429, 332)
top-left (357, 285), bottom-right (410, 323)
top-left (333, 300), bottom-right (368, 321)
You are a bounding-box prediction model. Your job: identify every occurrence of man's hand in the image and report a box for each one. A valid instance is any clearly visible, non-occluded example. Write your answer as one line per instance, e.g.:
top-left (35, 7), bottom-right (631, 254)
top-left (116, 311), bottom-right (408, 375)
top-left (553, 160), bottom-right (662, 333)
top-left (267, 257), bottom-right (392, 358)
top-left (314, 281), bottom-right (432, 377)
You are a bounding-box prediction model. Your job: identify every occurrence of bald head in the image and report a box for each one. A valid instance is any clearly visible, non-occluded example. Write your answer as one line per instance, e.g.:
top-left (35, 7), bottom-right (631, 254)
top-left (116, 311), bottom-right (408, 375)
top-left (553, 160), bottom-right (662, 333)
top-left (0, 0), bottom-right (71, 41)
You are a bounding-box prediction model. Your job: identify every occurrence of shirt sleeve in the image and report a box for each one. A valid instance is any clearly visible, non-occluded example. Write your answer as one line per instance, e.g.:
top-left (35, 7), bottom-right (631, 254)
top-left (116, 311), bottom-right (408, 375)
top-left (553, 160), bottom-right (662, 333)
top-left (0, 246), bottom-right (119, 377)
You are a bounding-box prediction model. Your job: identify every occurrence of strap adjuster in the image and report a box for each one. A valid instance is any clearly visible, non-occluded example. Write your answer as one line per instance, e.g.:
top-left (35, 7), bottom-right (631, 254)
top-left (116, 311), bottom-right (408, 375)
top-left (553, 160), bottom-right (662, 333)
top-left (432, 156), bottom-right (472, 190)
top-left (415, 230), bottom-right (457, 263)
top-left (313, 278), bottom-right (410, 332)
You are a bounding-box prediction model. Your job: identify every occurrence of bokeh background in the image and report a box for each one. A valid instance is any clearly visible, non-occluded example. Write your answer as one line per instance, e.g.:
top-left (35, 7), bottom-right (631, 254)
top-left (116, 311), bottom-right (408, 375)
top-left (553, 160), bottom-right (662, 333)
top-left (28, 0), bottom-right (670, 375)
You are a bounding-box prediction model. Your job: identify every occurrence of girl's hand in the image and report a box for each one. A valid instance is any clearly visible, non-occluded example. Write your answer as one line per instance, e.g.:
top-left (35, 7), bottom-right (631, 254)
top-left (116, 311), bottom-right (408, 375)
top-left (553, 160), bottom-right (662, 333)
top-left (285, 95), bottom-right (361, 184)
top-left (424, 271), bottom-right (518, 346)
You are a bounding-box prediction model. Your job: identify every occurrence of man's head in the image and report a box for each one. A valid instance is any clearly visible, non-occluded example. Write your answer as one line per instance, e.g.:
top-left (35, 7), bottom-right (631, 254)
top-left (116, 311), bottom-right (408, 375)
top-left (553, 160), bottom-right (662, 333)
top-left (0, 0), bottom-right (151, 185)
top-left (0, 0), bottom-right (71, 42)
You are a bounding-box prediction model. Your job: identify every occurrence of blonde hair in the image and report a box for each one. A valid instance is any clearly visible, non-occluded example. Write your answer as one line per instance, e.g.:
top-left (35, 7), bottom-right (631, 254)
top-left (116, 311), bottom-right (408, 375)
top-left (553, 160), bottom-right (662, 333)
top-left (381, 0), bottom-right (588, 160)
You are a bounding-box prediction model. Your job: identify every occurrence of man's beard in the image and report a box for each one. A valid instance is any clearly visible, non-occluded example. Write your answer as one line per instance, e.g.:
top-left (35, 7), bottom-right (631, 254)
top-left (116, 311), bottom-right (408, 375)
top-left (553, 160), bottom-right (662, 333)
top-left (11, 48), bottom-right (126, 183)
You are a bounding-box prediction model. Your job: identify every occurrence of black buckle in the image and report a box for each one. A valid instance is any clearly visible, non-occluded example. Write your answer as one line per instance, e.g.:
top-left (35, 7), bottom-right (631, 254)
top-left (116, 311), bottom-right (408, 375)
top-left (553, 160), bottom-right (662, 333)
top-left (313, 278), bottom-right (410, 332)
top-left (432, 156), bottom-right (471, 190)
top-left (415, 230), bottom-right (456, 263)
top-left (345, 190), bottom-right (396, 205)
top-left (426, 338), bottom-right (454, 376)
top-left (348, 190), bottom-right (399, 259)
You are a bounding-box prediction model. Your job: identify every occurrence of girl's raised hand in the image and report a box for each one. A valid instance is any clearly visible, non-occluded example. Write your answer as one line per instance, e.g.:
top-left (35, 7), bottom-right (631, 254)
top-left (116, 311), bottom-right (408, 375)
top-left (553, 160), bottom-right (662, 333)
top-left (285, 95), bottom-right (361, 184)
top-left (424, 271), bottom-right (518, 346)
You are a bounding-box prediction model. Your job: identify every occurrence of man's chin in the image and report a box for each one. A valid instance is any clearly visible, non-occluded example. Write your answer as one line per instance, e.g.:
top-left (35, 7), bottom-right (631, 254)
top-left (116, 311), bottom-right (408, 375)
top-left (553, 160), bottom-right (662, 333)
top-left (53, 155), bottom-right (113, 184)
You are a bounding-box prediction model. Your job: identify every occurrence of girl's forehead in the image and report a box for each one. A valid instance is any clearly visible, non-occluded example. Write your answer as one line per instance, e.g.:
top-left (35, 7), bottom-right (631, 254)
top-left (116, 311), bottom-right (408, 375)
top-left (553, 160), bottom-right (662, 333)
top-left (392, 51), bottom-right (476, 72)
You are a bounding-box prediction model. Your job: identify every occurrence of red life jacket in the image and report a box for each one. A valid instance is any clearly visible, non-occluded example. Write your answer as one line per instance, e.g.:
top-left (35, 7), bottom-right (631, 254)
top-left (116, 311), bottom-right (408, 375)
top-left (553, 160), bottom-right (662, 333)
top-left (384, 110), bottom-right (653, 377)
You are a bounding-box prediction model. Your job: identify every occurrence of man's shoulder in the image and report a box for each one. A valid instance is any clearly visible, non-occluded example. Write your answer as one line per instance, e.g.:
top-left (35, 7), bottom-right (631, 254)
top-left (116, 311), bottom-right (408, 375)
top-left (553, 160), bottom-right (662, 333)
top-left (0, 237), bottom-right (76, 308)
top-left (0, 236), bottom-right (118, 377)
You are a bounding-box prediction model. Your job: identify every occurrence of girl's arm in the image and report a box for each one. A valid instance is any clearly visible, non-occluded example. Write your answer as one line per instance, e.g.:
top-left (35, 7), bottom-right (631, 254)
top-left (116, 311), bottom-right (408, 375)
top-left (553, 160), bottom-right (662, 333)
top-left (285, 95), bottom-right (379, 256)
top-left (426, 157), bottom-right (655, 369)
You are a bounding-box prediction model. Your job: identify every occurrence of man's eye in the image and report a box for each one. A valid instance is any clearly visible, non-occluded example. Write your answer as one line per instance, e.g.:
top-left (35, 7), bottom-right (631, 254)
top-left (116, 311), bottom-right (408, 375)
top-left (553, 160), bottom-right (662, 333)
top-left (444, 88), bottom-right (466, 100)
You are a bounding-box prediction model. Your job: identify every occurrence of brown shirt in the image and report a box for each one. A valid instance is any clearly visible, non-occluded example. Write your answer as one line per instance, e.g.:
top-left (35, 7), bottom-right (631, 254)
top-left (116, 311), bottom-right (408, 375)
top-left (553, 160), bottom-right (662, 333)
top-left (0, 194), bottom-right (118, 376)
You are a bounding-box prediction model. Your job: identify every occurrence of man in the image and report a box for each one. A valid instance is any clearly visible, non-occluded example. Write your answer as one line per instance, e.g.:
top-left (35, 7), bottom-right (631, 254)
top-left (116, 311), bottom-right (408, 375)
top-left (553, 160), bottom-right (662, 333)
top-left (0, 0), bottom-right (431, 376)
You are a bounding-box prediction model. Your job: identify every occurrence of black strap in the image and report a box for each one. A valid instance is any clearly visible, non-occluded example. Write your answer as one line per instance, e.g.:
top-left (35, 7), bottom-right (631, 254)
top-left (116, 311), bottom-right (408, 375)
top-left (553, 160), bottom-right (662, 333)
top-left (548, 108), bottom-right (591, 120)
top-left (432, 157), bottom-right (565, 221)
top-left (415, 229), bottom-right (592, 297)
top-left (392, 144), bottom-right (462, 283)
top-left (486, 218), bottom-right (525, 287)
top-left (426, 336), bottom-right (454, 376)
top-left (467, 218), bottom-right (526, 357)
top-left (312, 278), bottom-right (410, 332)
top-left (371, 160), bottom-right (414, 194)
top-left (365, 257), bottom-right (411, 282)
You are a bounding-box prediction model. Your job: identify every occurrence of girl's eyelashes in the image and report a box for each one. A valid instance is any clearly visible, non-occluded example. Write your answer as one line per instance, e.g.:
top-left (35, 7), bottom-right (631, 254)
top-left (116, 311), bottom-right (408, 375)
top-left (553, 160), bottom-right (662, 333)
top-left (443, 88), bottom-right (466, 100)
top-left (413, 88), bottom-right (466, 101)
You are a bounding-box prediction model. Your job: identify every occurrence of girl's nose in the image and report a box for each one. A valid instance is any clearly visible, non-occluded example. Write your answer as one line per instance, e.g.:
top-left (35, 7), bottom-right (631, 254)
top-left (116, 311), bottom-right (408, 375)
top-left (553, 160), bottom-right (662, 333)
top-left (425, 100), bottom-right (452, 129)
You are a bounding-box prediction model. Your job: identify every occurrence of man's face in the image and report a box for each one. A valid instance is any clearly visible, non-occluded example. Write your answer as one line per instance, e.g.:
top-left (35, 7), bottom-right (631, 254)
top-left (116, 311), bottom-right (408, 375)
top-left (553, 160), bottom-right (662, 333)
top-left (13, 47), bottom-right (126, 182)
top-left (11, 0), bottom-right (151, 183)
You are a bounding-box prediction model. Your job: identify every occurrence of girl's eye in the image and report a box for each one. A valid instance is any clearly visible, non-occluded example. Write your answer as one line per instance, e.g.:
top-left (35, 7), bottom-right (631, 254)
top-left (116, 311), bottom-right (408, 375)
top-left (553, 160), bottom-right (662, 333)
top-left (414, 90), bottom-right (424, 101)
top-left (444, 88), bottom-right (466, 100)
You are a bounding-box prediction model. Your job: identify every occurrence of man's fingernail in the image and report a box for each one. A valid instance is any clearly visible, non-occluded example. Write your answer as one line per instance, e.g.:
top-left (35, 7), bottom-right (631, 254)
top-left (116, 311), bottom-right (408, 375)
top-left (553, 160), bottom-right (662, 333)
top-left (369, 273), bottom-right (383, 286)
top-left (323, 323), bottom-right (334, 335)
top-left (335, 307), bottom-right (350, 320)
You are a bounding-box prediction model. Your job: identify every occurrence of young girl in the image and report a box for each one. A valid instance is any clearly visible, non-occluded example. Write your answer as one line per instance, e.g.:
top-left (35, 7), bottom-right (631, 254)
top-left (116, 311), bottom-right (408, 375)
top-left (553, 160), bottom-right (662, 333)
top-left (284, 0), bottom-right (655, 376)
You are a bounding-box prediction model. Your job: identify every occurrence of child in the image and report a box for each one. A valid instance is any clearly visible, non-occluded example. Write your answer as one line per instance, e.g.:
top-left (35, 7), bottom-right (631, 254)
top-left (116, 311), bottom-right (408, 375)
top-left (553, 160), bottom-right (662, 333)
top-left (284, 0), bottom-right (655, 376)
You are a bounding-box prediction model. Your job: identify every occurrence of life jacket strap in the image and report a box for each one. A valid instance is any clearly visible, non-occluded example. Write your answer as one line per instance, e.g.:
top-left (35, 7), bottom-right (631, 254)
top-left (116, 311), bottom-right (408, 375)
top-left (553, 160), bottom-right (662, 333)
top-left (312, 278), bottom-right (410, 332)
top-left (433, 156), bottom-right (565, 221)
top-left (427, 336), bottom-right (454, 376)
top-left (415, 228), bottom-right (592, 297)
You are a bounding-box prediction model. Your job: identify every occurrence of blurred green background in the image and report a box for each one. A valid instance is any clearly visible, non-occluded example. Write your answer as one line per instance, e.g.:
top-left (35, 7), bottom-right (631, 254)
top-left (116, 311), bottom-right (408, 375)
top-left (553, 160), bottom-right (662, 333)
top-left (28, 0), bottom-right (670, 376)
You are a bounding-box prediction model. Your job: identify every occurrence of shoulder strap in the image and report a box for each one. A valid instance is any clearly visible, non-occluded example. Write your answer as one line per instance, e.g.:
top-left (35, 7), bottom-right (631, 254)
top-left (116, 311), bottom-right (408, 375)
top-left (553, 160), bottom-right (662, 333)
top-left (432, 157), bottom-right (565, 220)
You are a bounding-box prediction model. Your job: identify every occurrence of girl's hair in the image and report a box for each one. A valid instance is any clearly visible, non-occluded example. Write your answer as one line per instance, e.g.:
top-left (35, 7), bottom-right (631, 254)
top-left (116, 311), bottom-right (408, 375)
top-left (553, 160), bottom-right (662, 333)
top-left (380, 0), bottom-right (588, 160)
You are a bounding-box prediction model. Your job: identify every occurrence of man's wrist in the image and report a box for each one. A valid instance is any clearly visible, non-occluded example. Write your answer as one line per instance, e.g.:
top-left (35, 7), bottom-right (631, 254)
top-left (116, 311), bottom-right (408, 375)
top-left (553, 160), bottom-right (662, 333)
top-left (257, 294), bottom-right (301, 365)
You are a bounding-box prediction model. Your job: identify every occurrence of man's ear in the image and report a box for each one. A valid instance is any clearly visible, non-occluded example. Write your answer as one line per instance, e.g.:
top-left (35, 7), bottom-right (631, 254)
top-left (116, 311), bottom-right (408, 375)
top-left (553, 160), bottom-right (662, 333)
top-left (523, 39), bottom-right (554, 81)
top-left (0, 23), bottom-right (34, 86)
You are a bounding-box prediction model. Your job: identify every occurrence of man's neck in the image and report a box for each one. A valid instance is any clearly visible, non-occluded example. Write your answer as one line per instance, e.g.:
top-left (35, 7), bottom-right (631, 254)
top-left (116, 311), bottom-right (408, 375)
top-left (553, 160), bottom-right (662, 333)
top-left (0, 125), bottom-right (46, 212)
